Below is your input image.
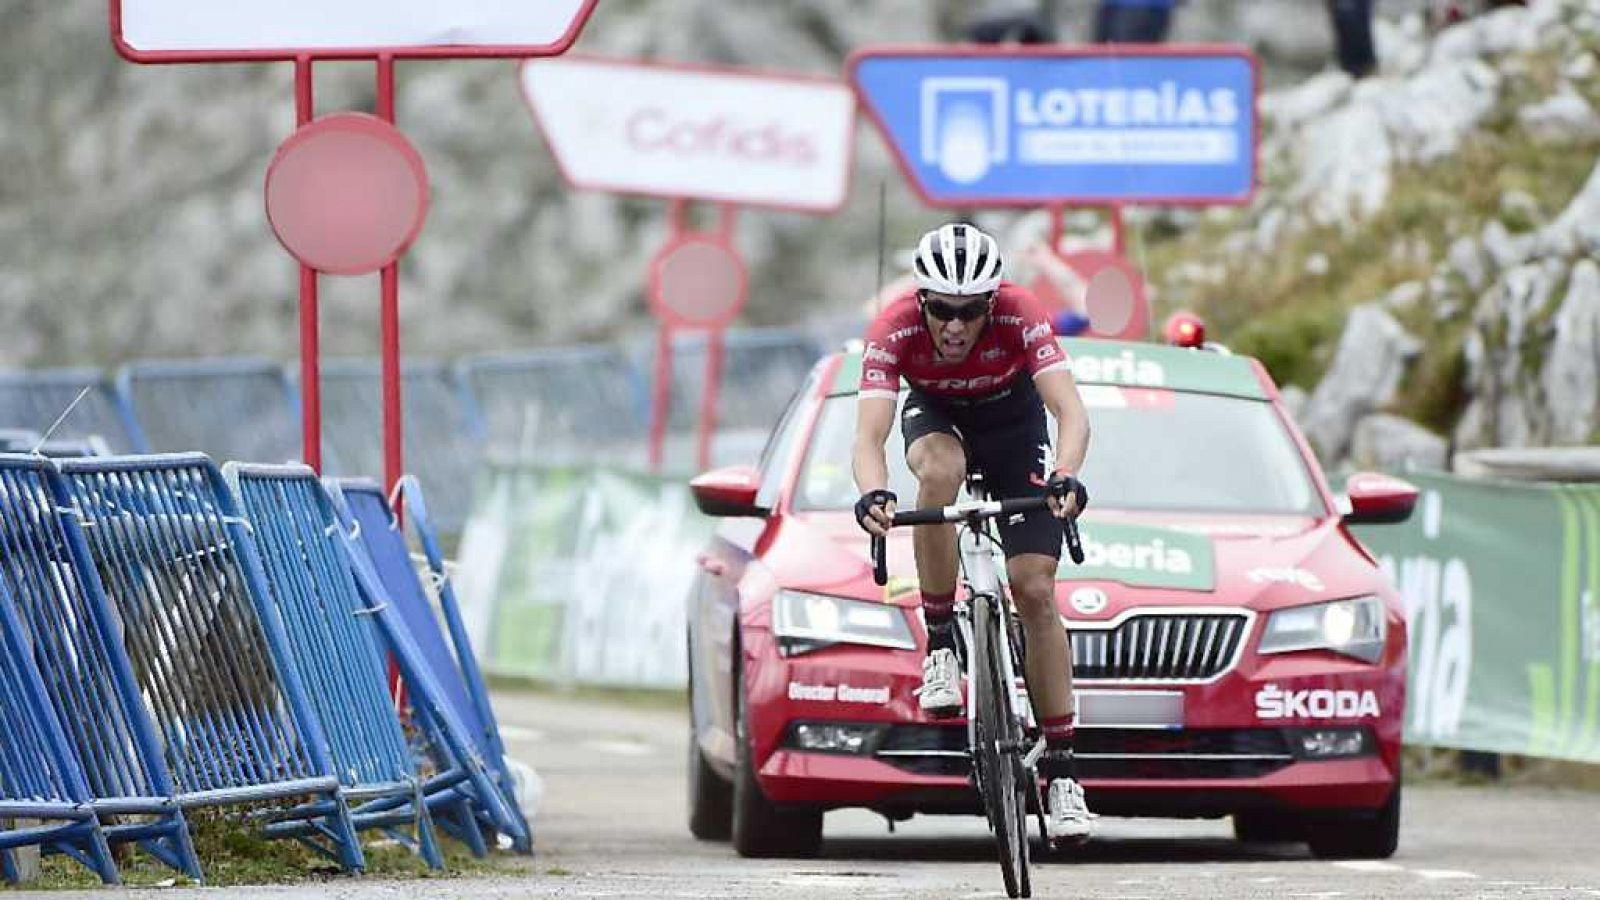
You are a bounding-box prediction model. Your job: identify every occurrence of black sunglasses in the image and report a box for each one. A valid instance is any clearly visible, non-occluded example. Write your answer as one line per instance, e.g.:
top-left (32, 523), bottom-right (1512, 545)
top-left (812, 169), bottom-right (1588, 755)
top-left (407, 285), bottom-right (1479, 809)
top-left (920, 294), bottom-right (993, 323)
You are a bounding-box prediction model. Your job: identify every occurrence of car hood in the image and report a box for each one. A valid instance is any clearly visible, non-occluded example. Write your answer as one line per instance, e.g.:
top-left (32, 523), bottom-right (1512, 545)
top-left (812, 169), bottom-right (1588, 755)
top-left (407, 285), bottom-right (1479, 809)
top-left (761, 508), bottom-right (1383, 618)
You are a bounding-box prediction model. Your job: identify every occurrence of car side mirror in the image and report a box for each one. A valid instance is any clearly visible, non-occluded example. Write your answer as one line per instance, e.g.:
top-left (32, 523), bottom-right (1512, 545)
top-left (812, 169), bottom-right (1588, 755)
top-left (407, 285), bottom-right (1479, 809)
top-left (1342, 472), bottom-right (1419, 525)
top-left (689, 465), bottom-right (768, 518)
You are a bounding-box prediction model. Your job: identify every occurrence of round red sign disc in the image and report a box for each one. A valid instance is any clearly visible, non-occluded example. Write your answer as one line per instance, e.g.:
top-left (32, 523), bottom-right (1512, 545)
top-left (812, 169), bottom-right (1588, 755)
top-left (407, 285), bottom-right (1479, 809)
top-left (1059, 250), bottom-right (1149, 341)
top-left (265, 113), bottom-right (429, 276)
top-left (649, 236), bottom-right (747, 328)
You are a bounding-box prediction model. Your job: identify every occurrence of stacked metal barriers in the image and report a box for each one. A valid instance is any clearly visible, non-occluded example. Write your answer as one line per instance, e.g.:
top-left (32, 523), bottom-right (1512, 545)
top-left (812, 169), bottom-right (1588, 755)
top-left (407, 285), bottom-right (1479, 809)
top-left (0, 453), bottom-right (527, 884)
top-left (327, 477), bottom-right (530, 854)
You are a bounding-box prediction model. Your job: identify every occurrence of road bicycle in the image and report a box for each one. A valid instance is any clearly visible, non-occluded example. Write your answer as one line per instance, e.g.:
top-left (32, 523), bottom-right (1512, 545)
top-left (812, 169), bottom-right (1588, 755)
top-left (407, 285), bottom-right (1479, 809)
top-left (869, 481), bottom-right (1084, 899)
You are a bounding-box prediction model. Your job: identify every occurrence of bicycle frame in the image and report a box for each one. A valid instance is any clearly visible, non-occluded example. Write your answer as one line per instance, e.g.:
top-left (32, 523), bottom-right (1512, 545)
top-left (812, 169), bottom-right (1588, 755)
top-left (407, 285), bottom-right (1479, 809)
top-left (952, 521), bottom-right (1046, 775)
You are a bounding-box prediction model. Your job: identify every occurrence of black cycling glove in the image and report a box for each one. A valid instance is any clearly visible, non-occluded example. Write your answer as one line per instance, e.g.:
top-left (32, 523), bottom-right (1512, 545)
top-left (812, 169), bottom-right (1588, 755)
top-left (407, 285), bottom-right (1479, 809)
top-left (1046, 472), bottom-right (1089, 512)
top-left (854, 489), bottom-right (897, 532)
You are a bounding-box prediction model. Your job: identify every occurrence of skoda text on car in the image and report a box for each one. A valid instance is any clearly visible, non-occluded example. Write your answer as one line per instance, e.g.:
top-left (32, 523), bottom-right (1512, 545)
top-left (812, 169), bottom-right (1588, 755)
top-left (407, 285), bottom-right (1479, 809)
top-left (685, 337), bottom-right (1418, 859)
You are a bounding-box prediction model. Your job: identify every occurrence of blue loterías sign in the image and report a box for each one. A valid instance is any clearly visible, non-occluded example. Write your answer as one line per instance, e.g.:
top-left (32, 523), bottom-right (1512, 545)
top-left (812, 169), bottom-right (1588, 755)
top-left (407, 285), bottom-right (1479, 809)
top-left (849, 48), bottom-right (1258, 205)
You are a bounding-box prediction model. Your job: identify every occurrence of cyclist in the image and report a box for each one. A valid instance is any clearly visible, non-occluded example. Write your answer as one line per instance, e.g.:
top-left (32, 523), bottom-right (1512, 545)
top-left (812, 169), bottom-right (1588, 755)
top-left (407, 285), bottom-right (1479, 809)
top-left (852, 222), bottom-right (1095, 843)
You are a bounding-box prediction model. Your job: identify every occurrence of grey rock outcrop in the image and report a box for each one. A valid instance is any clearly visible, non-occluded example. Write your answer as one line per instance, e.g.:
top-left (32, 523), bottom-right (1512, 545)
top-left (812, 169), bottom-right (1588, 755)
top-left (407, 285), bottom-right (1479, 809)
top-left (1539, 259), bottom-right (1600, 445)
top-left (1301, 305), bottom-right (1422, 462)
top-left (1351, 413), bottom-right (1450, 472)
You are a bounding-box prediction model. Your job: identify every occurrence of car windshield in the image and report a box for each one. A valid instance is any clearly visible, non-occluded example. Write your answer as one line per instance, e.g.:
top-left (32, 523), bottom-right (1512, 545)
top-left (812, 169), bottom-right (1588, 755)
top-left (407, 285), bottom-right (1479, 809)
top-left (792, 387), bottom-right (1324, 516)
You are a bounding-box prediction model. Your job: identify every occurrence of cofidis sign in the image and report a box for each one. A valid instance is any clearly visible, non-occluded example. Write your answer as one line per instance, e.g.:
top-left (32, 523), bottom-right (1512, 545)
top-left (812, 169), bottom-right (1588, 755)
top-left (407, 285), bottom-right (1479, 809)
top-left (523, 56), bottom-right (856, 213)
top-left (850, 46), bottom-right (1258, 206)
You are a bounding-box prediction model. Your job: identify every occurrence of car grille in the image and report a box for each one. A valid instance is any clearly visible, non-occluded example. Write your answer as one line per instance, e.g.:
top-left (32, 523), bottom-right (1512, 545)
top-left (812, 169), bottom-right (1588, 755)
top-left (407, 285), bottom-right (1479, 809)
top-left (874, 725), bottom-right (1295, 780)
top-left (1069, 612), bottom-right (1250, 681)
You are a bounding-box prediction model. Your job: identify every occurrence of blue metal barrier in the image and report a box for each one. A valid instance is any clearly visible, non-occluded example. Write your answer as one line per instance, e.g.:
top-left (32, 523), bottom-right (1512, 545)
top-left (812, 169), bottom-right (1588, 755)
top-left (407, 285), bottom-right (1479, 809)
top-left (0, 369), bottom-right (143, 453)
top-left (397, 476), bottom-right (513, 790)
top-left (312, 360), bottom-right (483, 533)
top-left (0, 455), bottom-right (200, 879)
top-left (51, 454), bottom-right (364, 872)
top-left (326, 479), bottom-right (529, 854)
top-left (226, 463), bottom-right (442, 868)
top-left (635, 328), bottom-right (824, 471)
top-left (0, 576), bottom-right (120, 885)
top-left (458, 347), bottom-right (648, 466)
top-left (118, 360), bottom-right (300, 464)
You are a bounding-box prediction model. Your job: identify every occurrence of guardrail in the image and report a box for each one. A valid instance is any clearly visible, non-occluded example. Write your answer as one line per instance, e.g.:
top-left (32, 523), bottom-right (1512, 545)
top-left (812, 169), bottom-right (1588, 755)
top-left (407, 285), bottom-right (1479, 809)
top-left (0, 324), bottom-right (850, 532)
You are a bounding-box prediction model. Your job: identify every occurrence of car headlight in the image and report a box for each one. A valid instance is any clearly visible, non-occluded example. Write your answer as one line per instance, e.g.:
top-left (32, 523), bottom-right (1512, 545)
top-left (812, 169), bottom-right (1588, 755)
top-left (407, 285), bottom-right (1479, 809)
top-left (1258, 595), bottom-right (1387, 664)
top-left (772, 590), bottom-right (916, 654)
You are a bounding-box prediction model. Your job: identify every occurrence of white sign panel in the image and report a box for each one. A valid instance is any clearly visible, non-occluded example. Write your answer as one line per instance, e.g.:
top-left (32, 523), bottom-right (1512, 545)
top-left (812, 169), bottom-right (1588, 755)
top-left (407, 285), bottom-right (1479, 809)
top-left (116, 0), bottom-right (592, 55)
top-left (522, 58), bottom-right (856, 213)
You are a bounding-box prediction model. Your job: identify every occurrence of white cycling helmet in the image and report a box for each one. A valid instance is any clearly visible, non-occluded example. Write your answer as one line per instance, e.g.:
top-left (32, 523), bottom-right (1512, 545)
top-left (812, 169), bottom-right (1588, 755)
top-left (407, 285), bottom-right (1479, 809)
top-left (912, 223), bottom-right (1004, 296)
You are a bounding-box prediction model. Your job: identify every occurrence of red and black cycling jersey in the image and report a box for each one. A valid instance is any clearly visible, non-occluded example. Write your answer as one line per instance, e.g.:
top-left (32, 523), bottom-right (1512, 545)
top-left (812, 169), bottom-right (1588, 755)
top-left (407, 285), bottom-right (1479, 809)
top-left (859, 282), bottom-right (1072, 402)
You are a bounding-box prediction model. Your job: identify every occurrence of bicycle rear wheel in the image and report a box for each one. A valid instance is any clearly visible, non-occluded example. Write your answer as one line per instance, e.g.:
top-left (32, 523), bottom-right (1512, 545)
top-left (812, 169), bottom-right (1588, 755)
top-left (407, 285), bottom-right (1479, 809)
top-left (972, 595), bottom-right (1030, 898)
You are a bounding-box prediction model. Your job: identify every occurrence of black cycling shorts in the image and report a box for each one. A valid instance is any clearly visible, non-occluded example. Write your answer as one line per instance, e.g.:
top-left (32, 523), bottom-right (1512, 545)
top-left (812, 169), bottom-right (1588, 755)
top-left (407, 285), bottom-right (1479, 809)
top-left (900, 383), bottom-right (1062, 560)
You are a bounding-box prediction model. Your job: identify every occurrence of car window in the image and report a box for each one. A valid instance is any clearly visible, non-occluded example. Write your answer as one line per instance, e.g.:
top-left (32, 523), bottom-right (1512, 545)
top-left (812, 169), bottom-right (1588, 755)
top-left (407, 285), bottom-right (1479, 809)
top-left (793, 388), bottom-right (1323, 516)
top-left (754, 366), bottom-right (821, 509)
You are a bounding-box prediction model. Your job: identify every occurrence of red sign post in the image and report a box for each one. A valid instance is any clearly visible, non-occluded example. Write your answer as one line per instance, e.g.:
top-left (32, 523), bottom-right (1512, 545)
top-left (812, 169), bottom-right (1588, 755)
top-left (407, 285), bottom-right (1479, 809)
top-left (111, 0), bottom-right (596, 705)
top-left (521, 56), bottom-right (856, 472)
top-left (110, 0), bottom-right (598, 489)
top-left (646, 201), bottom-right (748, 472)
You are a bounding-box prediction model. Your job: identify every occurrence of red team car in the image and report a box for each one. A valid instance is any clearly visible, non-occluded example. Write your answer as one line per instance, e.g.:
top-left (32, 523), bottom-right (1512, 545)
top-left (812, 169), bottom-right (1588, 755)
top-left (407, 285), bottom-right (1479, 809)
top-left (685, 335), bottom-right (1418, 860)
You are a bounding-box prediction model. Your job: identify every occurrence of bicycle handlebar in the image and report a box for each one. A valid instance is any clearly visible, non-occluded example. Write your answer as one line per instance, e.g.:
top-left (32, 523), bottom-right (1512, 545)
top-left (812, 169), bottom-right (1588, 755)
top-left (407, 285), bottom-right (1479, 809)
top-left (869, 496), bottom-right (1086, 585)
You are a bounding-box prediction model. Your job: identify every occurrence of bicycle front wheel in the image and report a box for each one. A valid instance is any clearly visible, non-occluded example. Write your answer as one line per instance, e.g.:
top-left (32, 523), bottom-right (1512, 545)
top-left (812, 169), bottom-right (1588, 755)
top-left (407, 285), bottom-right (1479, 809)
top-left (972, 595), bottom-right (1031, 899)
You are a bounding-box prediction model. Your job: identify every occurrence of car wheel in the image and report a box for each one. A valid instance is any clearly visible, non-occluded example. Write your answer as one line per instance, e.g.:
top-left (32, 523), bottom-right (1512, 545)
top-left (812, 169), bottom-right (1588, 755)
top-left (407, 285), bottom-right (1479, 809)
top-left (1306, 781), bottom-right (1401, 860)
top-left (1233, 810), bottom-right (1304, 844)
top-left (731, 658), bottom-right (823, 858)
top-left (687, 643), bottom-right (733, 841)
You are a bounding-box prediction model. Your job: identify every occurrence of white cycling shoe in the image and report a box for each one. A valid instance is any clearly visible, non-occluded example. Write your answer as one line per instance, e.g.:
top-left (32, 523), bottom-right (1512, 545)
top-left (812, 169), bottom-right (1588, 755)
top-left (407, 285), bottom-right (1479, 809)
top-left (1045, 777), bottom-right (1095, 844)
top-left (914, 648), bottom-right (962, 718)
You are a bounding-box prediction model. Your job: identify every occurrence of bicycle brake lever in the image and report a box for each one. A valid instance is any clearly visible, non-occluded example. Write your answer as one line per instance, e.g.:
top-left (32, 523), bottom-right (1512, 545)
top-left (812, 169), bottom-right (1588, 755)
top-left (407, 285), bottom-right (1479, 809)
top-left (871, 534), bottom-right (888, 586)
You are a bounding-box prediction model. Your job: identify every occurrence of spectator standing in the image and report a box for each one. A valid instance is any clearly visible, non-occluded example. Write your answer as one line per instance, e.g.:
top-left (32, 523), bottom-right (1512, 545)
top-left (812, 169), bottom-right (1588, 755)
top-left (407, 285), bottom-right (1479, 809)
top-left (1093, 0), bottom-right (1177, 44)
top-left (1328, 0), bottom-right (1378, 78)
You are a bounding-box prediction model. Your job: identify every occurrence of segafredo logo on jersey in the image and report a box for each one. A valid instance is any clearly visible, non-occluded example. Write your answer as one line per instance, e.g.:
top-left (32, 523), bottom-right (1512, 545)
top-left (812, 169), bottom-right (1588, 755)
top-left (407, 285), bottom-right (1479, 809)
top-left (863, 342), bottom-right (898, 365)
top-left (1068, 350), bottom-right (1166, 387)
top-left (787, 681), bottom-right (891, 705)
top-left (1021, 322), bottom-right (1052, 346)
top-left (1255, 683), bottom-right (1381, 720)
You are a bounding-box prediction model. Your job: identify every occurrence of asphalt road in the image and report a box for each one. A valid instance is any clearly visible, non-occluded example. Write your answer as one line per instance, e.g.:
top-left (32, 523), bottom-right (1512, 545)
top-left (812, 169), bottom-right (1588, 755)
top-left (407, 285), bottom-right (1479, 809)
top-left (13, 688), bottom-right (1599, 898)
top-left (489, 689), bottom-right (1600, 900)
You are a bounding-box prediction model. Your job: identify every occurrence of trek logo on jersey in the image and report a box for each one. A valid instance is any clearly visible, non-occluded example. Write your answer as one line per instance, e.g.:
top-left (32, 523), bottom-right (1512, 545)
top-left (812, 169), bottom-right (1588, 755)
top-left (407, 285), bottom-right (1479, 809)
top-left (886, 325), bottom-right (922, 342)
top-left (908, 366), bottom-right (1021, 392)
top-left (863, 343), bottom-right (898, 365)
top-left (1255, 683), bottom-right (1381, 720)
top-left (1070, 350), bottom-right (1166, 387)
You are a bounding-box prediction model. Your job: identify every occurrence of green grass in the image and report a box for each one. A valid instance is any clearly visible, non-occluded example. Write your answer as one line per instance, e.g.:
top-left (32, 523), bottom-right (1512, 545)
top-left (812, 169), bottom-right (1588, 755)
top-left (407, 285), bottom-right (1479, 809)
top-left (14, 806), bottom-right (514, 890)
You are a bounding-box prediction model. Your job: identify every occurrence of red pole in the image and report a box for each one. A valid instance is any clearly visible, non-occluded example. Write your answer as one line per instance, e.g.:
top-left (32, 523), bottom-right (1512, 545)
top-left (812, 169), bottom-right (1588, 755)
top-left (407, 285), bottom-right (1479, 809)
top-left (375, 53), bottom-right (407, 707)
top-left (1110, 203), bottom-right (1127, 258)
top-left (294, 56), bottom-right (321, 472)
top-left (376, 55), bottom-right (403, 505)
top-left (1048, 203), bottom-right (1064, 256)
top-left (647, 327), bottom-right (672, 473)
top-left (697, 328), bottom-right (724, 473)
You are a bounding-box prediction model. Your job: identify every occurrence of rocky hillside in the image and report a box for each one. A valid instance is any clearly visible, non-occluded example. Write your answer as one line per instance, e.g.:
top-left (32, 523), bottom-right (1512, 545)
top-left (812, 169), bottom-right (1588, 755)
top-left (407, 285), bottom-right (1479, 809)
top-left (1138, 0), bottom-right (1600, 467)
top-left (1, 0), bottom-right (1422, 367)
top-left (0, 1), bottom-right (1592, 469)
